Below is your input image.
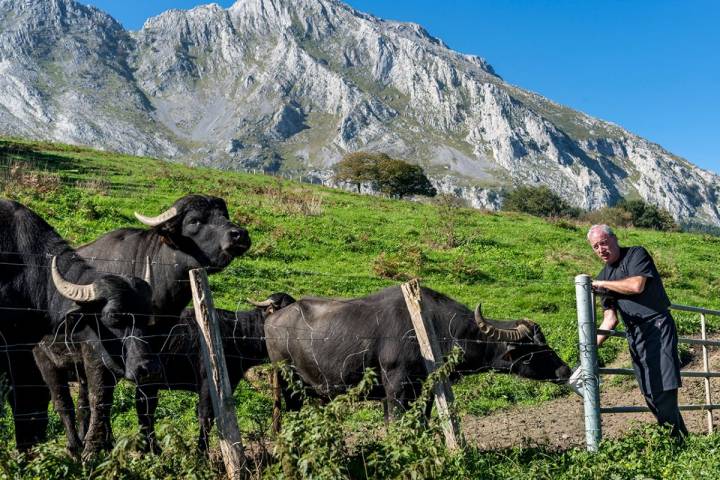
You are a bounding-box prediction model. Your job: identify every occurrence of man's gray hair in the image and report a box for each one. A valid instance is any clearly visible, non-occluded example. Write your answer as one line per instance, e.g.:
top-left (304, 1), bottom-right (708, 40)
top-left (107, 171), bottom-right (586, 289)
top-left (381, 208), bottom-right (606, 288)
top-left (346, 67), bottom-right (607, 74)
top-left (587, 224), bottom-right (615, 241)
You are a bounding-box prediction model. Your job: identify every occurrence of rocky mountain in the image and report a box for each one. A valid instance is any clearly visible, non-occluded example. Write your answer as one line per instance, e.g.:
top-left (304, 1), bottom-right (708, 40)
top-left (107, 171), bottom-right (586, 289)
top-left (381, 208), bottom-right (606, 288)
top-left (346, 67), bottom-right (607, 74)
top-left (1, 0), bottom-right (718, 225)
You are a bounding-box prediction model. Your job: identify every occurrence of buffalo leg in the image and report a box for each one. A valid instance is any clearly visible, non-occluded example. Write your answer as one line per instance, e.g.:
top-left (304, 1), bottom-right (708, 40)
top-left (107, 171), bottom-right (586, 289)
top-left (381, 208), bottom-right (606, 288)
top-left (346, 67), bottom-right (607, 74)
top-left (8, 350), bottom-right (50, 451)
top-left (32, 347), bottom-right (82, 456)
top-left (279, 375), bottom-right (303, 412)
top-left (381, 369), bottom-right (408, 422)
top-left (76, 370), bottom-right (90, 442)
top-left (136, 386), bottom-right (160, 453)
top-left (423, 393), bottom-right (434, 421)
top-left (81, 357), bottom-right (116, 460)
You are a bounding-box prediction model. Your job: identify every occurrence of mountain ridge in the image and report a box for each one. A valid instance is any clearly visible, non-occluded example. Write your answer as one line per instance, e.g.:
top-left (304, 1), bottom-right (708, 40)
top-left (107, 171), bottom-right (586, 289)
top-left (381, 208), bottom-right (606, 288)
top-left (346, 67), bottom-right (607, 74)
top-left (0, 0), bottom-right (717, 225)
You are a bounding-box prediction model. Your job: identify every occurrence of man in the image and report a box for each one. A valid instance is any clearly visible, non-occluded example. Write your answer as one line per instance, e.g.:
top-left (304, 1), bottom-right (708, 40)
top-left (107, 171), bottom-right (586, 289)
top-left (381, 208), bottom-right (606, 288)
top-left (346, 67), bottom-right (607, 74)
top-left (588, 224), bottom-right (687, 438)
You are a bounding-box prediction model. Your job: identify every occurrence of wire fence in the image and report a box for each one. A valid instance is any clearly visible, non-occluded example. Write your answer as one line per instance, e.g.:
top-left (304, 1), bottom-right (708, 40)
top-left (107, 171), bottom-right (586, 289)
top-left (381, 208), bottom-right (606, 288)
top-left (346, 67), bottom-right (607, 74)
top-left (0, 254), bottom-right (570, 439)
top-left (3, 149), bottom-right (720, 453)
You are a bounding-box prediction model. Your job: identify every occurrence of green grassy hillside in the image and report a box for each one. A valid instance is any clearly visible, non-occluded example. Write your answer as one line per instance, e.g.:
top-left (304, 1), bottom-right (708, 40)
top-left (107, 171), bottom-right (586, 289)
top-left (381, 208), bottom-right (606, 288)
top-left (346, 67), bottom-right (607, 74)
top-left (2, 137), bottom-right (720, 478)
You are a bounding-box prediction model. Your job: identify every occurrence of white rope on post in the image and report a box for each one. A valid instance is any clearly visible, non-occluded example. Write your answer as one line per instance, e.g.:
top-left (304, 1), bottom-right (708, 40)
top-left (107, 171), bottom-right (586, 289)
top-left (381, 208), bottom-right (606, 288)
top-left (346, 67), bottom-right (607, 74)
top-left (189, 268), bottom-right (246, 479)
top-left (400, 278), bottom-right (463, 450)
top-left (575, 274), bottom-right (602, 452)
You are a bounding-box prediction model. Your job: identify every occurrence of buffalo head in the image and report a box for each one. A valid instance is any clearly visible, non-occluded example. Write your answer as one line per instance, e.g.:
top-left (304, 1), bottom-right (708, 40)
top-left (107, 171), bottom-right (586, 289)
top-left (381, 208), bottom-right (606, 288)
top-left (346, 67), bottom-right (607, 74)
top-left (474, 305), bottom-right (571, 383)
top-left (51, 257), bottom-right (160, 384)
top-left (248, 292), bottom-right (297, 316)
top-left (135, 195), bottom-right (251, 270)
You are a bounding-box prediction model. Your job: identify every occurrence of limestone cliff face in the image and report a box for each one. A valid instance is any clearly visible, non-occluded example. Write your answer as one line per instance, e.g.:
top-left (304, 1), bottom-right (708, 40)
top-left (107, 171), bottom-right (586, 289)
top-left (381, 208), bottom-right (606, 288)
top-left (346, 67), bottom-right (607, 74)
top-left (1, 0), bottom-right (717, 225)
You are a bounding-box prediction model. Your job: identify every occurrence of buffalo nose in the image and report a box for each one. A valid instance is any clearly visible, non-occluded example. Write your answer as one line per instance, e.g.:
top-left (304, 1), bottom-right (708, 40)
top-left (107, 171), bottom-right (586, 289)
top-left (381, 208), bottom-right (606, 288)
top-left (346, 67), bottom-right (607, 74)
top-left (227, 228), bottom-right (251, 252)
top-left (230, 228), bottom-right (249, 243)
top-left (129, 358), bottom-right (162, 384)
top-left (556, 364), bottom-right (572, 382)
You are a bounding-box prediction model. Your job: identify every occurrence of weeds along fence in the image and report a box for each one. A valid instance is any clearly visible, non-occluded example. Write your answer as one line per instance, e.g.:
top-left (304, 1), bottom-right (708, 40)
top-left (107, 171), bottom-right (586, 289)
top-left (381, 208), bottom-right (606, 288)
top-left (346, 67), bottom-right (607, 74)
top-left (575, 274), bottom-right (720, 452)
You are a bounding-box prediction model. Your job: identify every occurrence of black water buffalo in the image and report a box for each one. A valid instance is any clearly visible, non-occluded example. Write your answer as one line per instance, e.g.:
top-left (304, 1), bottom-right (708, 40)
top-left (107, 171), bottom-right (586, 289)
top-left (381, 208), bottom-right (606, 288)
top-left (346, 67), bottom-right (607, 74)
top-left (0, 199), bottom-right (158, 453)
top-left (33, 195), bottom-right (251, 453)
top-left (265, 285), bottom-right (571, 419)
top-left (134, 292), bottom-right (295, 452)
top-left (77, 194), bottom-right (251, 317)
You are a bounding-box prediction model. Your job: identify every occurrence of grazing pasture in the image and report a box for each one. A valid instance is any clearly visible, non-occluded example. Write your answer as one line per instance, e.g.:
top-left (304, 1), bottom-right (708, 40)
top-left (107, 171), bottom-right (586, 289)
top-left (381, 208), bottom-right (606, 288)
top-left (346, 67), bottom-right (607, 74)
top-left (2, 137), bottom-right (720, 478)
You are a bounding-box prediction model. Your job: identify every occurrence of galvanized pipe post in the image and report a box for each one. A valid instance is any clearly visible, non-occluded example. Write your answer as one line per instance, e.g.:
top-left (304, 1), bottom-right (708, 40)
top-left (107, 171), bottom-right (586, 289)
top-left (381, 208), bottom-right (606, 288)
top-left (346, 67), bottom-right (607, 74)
top-left (575, 274), bottom-right (602, 452)
top-left (701, 313), bottom-right (714, 433)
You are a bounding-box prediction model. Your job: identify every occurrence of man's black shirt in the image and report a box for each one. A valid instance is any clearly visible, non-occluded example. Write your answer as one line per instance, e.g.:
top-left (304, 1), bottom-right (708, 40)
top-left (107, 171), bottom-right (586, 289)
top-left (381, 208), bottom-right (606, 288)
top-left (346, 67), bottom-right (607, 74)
top-left (597, 246), bottom-right (671, 324)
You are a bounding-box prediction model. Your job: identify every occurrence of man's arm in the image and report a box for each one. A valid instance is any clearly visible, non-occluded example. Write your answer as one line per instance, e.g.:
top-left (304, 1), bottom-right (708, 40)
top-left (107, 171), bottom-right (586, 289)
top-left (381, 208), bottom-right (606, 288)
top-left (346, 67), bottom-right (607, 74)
top-left (593, 276), bottom-right (647, 295)
top-left (597, 308), bottom-right (619, 346)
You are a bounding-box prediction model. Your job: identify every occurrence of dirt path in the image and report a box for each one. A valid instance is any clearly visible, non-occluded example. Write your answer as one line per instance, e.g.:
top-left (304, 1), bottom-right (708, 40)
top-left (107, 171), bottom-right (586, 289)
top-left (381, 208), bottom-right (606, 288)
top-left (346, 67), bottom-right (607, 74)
top-left (462, 339), bottom-right (720, 450)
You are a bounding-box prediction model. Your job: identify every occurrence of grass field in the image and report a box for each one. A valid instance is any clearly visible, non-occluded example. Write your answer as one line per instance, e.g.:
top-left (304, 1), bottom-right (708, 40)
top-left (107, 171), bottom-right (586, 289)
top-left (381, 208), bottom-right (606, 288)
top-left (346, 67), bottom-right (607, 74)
top-left (2, 137), bottom-right (720, 478)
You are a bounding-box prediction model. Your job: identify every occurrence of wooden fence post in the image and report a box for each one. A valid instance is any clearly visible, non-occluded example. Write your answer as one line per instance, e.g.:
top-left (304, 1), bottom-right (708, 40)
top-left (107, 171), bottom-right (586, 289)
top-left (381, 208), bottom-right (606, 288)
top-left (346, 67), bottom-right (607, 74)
top-left (400, 279), bottom-right (463, 450)
top-left (189, 268), bottom-right (246, 479)
top-left (271, 368), bottom-right (282, 433)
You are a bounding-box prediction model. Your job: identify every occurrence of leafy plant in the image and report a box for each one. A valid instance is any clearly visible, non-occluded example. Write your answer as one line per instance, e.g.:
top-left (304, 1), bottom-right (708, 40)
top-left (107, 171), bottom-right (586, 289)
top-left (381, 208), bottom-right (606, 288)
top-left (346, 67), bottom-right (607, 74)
top-left (502, 185), bottom-right (579, 218)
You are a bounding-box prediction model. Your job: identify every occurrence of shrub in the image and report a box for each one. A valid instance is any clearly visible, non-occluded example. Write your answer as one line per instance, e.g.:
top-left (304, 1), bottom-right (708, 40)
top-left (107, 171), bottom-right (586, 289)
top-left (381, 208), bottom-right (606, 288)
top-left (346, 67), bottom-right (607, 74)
top-left (1, 161), bottom-right (62, 196)
top-left (372, 246), bottom-right (426, 280)
top-left (582, 206), bottom-right (634, 228)
top-left (583, 199), bottom-right (678, 231)
top-left (502, 185), bottom-right (579, 218)
top-left (271, 348), bottom-right (464, 480)
top-left (615, 198), bottom-right (678, 231)
top-left (271, 367), bottom-right (379, 479)
top-left (429, 194), bottom-right (467, 249)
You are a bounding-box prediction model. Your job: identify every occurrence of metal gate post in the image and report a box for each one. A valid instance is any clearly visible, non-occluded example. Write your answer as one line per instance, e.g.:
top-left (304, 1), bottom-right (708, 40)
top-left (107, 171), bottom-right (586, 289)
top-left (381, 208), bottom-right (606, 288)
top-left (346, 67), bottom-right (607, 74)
top-left (575, 274), bottom-right (602, 451)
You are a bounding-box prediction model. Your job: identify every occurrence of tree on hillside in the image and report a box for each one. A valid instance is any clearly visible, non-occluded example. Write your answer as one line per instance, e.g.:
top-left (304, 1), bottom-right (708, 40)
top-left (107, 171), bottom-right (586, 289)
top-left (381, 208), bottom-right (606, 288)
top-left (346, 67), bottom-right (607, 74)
top-left (502, 185), bottom-right (579, 218)
top-left (372, 156), bottom-right (437, 199)
top-left (615, 198), bottom-right (677, 231)
top-left (334, 151), bottom-right (437, 199)
top-left (333, 151), bottom-right (381, 193)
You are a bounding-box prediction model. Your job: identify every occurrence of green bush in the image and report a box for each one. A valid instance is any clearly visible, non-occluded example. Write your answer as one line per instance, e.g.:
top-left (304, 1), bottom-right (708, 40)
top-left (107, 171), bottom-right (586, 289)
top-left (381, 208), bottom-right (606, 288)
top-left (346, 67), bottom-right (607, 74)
top-left (583, 198), bottom-right (678, 231)
top-left (616, 198), bottom-right (678, 231)
top-left (502, 185), bottom-right (579, 218)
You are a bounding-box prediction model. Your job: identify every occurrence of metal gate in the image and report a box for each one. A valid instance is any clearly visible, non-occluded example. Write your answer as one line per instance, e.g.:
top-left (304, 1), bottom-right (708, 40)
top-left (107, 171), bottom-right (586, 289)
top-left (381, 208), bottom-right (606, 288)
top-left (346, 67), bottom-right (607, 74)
top-left (575, 274), bottom-right (720, 451)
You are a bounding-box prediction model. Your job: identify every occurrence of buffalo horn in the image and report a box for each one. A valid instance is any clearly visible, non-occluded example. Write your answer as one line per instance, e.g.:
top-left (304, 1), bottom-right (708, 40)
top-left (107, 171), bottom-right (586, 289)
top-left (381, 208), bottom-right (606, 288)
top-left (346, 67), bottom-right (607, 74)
top-left (248, 298), bottom-right (274, 308)
top-left (51, 256), bottom-right (99, 303)
top-left (134, 206), bottom-right (178, 227)
top-left (474, 304), bottom-right (531, 342)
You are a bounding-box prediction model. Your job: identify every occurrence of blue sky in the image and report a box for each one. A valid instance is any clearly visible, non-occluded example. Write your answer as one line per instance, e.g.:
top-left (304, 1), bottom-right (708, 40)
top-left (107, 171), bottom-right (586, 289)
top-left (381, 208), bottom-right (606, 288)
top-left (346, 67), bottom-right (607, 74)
top-left (84, 0), bottom-right (719, 174)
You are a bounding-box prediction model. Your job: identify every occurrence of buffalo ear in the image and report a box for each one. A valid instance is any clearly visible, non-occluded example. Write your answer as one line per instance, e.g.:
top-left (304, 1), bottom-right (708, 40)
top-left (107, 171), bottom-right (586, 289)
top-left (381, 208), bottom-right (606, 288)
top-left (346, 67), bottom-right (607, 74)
top-left (156, 218), bottom-right (183, 247)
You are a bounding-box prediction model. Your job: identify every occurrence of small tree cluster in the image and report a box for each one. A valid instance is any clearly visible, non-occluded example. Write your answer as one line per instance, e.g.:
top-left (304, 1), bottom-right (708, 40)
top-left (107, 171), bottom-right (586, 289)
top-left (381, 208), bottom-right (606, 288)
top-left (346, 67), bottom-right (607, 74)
top-left (502, 186), bottom-right (678, 232)
top-left (583, 199), bottom-right (677, 231)
top-left (334, 152), bottom-right (437, 199)
top-left (614, 198), bottom-right (678, 231)
top-left (502, 185), bottom-right (580, 218)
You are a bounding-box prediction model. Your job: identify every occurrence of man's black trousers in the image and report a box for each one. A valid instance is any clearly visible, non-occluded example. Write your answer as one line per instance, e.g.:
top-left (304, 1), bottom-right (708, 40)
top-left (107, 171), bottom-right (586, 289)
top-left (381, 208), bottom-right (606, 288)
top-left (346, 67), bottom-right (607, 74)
top-left (643, 388), bottom-right (688, 438)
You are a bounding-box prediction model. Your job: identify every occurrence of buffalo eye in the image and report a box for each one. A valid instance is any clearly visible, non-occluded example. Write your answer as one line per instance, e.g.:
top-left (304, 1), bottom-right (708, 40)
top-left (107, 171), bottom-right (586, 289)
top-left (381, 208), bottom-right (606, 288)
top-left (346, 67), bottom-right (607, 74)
top-left (104, 312), bottom-right (132, 328)
top-left (184, 217), bottom-right (203, 234)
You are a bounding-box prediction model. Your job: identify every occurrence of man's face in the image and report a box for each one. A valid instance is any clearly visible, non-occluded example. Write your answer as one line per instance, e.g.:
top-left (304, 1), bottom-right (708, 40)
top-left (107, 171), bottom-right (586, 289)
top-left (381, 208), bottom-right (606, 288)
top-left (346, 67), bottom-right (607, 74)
top-left (588, 229), bottom-right (620, 264)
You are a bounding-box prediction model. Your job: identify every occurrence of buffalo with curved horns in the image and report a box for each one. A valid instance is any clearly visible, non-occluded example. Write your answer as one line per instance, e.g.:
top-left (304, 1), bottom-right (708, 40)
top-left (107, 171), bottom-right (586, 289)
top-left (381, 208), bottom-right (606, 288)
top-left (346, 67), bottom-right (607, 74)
top-left (33, 195), bottom-right (251, 453)
top-left (265, 285), bottom-right (571, 420)
top-left (0, 199), bottom-right (159, 454)
top-left (78, 194), bottom-right (251, 316)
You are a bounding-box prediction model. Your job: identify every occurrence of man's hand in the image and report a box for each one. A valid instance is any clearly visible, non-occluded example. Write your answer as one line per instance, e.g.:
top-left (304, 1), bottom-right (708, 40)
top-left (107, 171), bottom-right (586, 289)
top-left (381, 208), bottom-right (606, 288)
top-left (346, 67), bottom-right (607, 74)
top-left (591, 281), bottom-right (609, 295)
